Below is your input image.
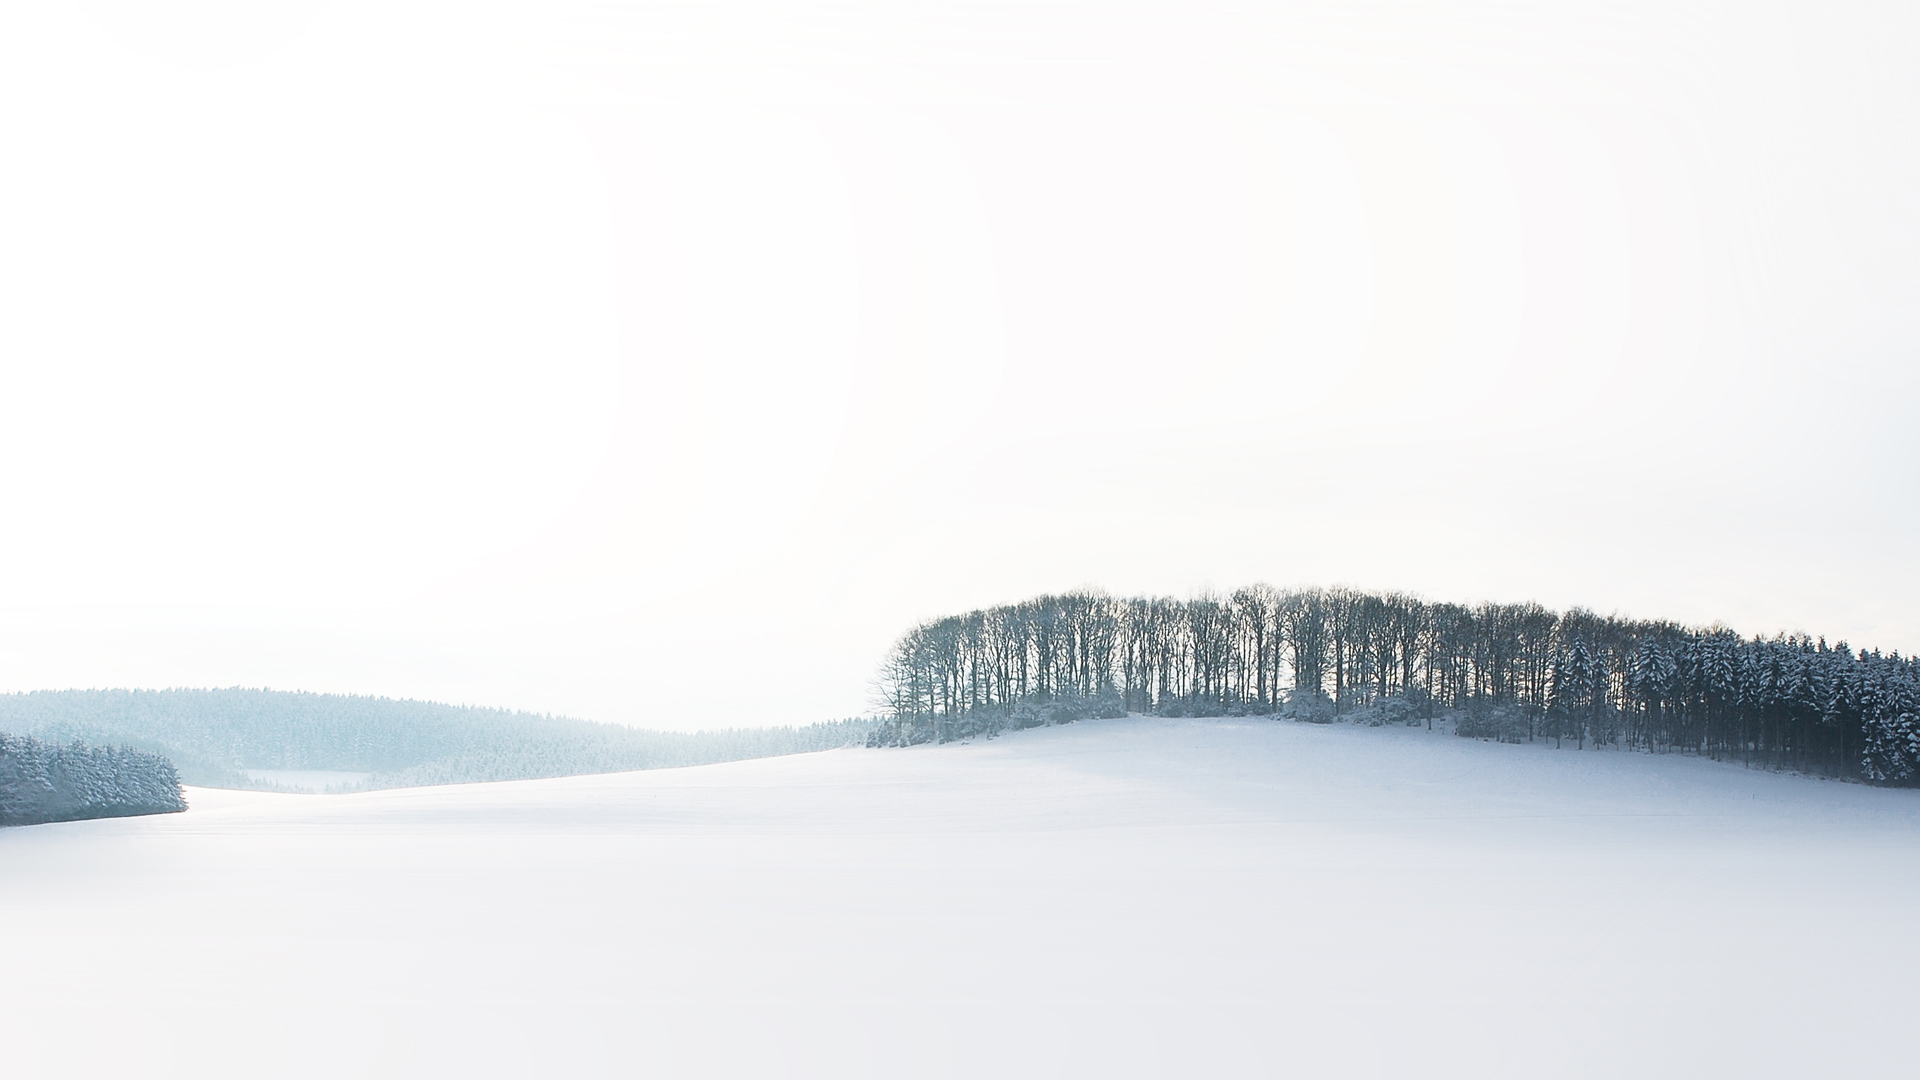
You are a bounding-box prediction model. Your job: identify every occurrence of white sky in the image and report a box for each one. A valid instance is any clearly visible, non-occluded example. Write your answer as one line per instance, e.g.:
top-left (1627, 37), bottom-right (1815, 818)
top-left (0, 1), bottom-right (1915, 728)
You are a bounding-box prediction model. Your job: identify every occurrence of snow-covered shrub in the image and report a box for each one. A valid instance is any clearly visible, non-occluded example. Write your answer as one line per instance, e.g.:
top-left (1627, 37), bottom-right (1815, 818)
top-left (868, 692), bottom-right (1127, 746)
top-left (1286, 689), bottom-right (1334, 724)
top-left (1452, 704), bottom-right (1532, 743)
top-left (1339, 697), bottom-right (1419, 727)
top-left (1009, 693), bottom-right (1123, 729)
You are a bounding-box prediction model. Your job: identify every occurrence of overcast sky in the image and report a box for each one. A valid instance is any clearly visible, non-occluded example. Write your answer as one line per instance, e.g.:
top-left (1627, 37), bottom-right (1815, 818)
top-left (0, 1), bottom-right (1915, 727)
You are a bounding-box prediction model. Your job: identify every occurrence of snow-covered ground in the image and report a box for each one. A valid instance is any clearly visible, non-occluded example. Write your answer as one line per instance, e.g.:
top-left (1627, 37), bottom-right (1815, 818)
top-left (5, 716), bottom-right (1918, 1078)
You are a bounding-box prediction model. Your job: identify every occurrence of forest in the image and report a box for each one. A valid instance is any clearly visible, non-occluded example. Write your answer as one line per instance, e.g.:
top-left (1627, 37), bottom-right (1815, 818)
top-left (0, 689), bottom-right (877, 791)
top-left (0, 731), bottom-right (186, 826)
top-left (868, 586), bottom-right (1920, 784)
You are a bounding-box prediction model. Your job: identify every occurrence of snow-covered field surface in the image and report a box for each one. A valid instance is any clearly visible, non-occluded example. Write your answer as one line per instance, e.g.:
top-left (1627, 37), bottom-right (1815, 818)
top-left (5, 716), bottom-right (1918, 1078)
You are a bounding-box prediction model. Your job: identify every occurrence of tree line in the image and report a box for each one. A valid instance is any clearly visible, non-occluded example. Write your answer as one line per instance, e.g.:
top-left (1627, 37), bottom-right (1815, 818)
top-left (868, 586), bottom-right (1920, 783)
top-left (0, 731), bottom-right (186, 826)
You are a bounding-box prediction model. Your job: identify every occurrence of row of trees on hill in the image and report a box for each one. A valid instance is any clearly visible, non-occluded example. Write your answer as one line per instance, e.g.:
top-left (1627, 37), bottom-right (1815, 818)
top-left (0, 732), bottom-right (186, 826)
top-left (869, 586), bottom-right (1920, 783)
top-left (0, 689), bottom-right (880, 791)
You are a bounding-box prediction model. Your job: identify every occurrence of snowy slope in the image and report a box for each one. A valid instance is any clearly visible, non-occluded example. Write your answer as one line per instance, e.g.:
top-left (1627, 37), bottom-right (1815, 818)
top-left (3, 716), bottom-right (1918, 1079)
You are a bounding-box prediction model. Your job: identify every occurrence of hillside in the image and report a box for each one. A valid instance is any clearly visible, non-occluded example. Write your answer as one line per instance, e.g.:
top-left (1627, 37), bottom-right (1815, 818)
top-left (2, 715), bottom-right (1916, 1077)
top-left (0, 688), bottom-right (877, 790)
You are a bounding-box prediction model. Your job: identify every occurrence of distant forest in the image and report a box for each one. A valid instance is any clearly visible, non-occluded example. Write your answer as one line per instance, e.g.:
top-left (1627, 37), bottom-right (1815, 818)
top-left (0, 689), bottom-right (878, 792)
top-left (0, 731), bottom-right (185, 826)
top-left (870, 586), bottom-right (1920, 784)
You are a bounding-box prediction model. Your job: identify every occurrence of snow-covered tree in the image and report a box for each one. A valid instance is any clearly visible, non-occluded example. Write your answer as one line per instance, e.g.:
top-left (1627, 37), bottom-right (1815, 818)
top-left (0, 732), bottom-right (186, 826)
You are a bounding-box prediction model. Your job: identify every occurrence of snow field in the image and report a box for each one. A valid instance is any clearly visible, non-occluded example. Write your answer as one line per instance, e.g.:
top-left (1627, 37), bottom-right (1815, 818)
top-left (3, 716), bottom-right (1918, 1078)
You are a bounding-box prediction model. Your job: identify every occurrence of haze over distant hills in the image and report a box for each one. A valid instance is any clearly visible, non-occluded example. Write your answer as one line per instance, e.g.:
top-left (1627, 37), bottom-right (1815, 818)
top-left (0, 689), bottom-right (877, 792)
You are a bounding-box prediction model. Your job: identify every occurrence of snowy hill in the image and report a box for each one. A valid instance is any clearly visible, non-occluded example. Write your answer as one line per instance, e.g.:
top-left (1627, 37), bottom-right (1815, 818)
top-left (3, 716), bottom-right (1916, 1078)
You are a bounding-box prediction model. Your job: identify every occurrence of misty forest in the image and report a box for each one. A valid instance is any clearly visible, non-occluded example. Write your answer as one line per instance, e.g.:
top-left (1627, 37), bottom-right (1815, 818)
top-left (868, 586), bottom-right (1920, 784)
top-left (0, 689), bottom-right (876, 796)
